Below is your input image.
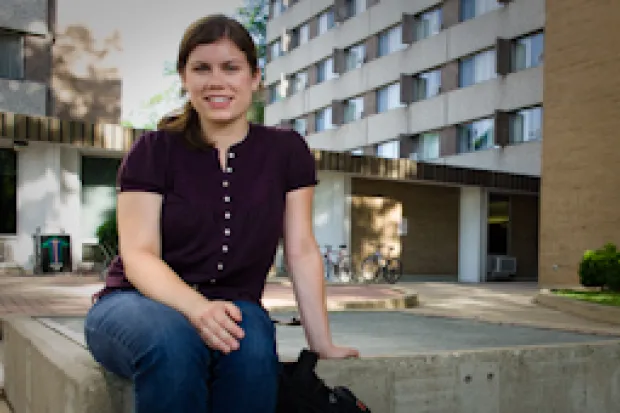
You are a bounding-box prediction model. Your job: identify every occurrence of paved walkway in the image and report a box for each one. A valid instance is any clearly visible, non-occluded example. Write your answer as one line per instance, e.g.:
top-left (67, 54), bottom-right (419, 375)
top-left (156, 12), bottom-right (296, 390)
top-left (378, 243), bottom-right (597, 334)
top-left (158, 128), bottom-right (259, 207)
top-left (0, 276), bottom-right (403, 317)
top-left (1, 276), bottom-right (619, 335)
top-left (398, 281), bottom-right (620, 335)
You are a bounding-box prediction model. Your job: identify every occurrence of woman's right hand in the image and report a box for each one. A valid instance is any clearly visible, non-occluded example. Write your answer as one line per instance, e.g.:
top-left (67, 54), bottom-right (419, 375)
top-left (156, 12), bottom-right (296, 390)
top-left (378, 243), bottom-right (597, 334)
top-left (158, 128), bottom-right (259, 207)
top-left (187, 300), bottom-right (245, 354)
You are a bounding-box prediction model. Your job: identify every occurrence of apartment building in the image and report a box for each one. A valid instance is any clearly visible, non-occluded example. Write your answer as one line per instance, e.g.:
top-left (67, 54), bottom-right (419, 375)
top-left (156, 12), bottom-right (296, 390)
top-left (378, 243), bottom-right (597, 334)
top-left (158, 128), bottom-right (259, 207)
top-left (263, 0), bottom-right (543, 283)
top-left (264, 0), bottom-right (544, 177)
top-left (0, 0), bottom-right (124, 273)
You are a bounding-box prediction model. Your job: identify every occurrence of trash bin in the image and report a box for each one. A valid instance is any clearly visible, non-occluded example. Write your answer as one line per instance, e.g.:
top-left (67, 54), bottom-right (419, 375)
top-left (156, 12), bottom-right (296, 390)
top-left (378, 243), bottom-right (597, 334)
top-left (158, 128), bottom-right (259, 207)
top-left (37, 234), bottom-right (73, 273)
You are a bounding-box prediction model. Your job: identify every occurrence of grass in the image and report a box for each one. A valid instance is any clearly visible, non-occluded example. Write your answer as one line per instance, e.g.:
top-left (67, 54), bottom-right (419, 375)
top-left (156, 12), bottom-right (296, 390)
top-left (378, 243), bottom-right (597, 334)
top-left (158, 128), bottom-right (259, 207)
top-left (552, 289), bottom-right (620, 307)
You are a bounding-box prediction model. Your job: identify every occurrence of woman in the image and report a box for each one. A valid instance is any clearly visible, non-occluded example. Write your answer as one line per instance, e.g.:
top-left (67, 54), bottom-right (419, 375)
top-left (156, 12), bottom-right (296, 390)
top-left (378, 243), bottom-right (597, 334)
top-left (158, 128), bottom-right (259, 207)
top-left (84, 13), bottom-right (359, 413)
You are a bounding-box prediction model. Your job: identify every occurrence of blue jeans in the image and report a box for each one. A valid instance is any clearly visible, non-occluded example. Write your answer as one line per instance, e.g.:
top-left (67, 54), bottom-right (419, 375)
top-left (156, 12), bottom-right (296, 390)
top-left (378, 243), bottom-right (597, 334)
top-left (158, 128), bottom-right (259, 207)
top-left (84, 290), bottom-right (280, 413)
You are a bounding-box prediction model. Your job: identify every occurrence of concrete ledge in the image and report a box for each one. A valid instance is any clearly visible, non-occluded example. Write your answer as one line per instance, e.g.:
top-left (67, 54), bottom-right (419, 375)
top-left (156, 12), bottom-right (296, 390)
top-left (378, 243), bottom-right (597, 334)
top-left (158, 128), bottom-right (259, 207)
top-left (4, 315), bottom-right (620, 413)
top-left (269, 291), bottom-right (419, 313)
top-left (534, 289), bottom-right (620, 326)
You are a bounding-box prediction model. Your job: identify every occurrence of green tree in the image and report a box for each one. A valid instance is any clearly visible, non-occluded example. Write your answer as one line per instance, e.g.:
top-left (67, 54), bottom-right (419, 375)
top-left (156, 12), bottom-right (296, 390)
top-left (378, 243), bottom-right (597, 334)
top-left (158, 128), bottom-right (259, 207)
top-left (235, 0), bottom-right (269, 124)
top-left (123, 61), bottom-right (184, 129)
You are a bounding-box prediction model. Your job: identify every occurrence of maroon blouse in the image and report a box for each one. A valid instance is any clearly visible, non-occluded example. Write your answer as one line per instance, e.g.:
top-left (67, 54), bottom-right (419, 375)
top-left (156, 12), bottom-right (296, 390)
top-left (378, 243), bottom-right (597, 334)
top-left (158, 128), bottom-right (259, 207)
top-left (99, 123), bottom-right (317, 303)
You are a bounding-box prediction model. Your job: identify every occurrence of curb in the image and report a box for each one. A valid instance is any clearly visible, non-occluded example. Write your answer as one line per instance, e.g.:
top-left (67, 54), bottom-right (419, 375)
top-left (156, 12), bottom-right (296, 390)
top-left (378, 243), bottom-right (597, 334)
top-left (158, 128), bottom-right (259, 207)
top-left (266, 292), bottom-right (419, 313)
top-left (533, 289), bottom-right (620, 327)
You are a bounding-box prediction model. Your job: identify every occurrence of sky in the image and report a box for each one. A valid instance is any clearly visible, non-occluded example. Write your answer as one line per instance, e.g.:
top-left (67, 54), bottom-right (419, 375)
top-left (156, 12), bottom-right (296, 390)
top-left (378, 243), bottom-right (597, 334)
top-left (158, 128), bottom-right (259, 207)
top-left (114, 0), bottom-right (244, 125)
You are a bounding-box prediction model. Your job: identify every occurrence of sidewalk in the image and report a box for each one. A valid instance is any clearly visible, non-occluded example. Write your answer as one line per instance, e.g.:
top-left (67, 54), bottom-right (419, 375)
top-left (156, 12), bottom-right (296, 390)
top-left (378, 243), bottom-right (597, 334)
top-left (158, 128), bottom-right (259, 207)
top-left (398, 281), bottom-right (620, 336)
top-left (0, 275), bottom-right (408, 317)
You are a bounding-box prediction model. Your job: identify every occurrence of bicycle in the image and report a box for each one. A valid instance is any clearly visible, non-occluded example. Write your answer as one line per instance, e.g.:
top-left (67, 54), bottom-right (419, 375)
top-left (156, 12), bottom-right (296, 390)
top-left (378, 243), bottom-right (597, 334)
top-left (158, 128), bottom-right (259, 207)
top-left (358, 243), bottom-right (403, 284)
top-left (322, 244), bottom-right (353, 283)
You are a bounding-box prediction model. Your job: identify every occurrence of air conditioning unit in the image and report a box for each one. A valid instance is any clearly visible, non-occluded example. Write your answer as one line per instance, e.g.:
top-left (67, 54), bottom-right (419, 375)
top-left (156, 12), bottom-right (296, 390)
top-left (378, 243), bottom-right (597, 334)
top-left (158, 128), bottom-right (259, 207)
top-left (487, 255), bottom-right (517, 280)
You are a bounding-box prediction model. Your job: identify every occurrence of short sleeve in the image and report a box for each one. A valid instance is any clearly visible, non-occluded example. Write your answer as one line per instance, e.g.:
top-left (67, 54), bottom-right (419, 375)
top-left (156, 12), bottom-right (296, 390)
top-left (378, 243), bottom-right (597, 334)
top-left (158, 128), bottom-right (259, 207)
top-left (285, 131), bottom-right (318, 192)
top-left (117, 131), bottom-right (168, 194)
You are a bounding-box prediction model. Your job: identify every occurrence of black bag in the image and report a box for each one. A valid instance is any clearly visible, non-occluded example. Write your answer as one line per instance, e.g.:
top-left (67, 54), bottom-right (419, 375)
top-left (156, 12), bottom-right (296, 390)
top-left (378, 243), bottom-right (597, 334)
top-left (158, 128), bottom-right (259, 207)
top-left (276, 349), bottom-right (371, 413)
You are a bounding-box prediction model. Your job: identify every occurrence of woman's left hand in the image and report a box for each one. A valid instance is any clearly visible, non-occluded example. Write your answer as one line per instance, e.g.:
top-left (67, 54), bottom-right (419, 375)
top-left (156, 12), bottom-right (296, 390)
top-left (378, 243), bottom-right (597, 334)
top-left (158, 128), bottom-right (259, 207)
top-left (316, 344), bottom-right (360, 360)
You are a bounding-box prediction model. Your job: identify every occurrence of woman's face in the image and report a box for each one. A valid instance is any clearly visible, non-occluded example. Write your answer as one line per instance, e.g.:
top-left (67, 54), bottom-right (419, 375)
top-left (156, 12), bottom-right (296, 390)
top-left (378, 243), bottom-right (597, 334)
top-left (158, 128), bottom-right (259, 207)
top-left (181, 38), bottom-right (260, 125)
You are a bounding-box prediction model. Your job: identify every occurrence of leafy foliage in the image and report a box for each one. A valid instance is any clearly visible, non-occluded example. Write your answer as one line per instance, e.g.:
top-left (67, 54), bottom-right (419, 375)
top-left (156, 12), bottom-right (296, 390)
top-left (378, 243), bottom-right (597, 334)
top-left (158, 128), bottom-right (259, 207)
top-left (579, 243), bottom-right (620, 291)
top-left (96, 208), bottom-right (118, 254)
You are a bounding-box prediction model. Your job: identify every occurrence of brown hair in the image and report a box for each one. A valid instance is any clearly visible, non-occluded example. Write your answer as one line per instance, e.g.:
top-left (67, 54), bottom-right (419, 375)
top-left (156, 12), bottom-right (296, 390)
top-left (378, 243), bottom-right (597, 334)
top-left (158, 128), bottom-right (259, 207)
top-left (157, 14), bottom-right (259, 149)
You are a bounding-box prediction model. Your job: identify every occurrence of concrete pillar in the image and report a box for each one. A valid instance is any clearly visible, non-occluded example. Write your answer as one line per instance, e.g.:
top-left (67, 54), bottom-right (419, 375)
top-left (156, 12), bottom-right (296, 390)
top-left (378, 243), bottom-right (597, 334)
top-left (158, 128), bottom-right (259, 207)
top-left (313, 171), bottom-right (352, 251)
top-left (458, 187), bottom-right (488, 283)
top-left (13, 143), bottom-right (81, 271)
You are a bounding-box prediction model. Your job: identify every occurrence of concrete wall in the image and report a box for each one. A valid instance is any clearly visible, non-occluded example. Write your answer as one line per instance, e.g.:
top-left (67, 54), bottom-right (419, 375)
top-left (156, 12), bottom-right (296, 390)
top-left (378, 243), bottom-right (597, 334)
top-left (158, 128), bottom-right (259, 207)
top-left (4, 316), bottom-right (620, 413)
top-left (6, 143), bottom-right (82, 271)
top-left (351, 178), bottom-right (459, 276)
top-left (313, 171), bottom-right (352, 251)
top-left (0, 0), bottom-right (49, 35)
top-left (51, 0), bottom-right (123, 123)
top-left (539, 0), bottom-right (620, 287)
top-left (432, 140), bottom-right (541, 177)
top-left (0, 78), bottom-right (48, 117)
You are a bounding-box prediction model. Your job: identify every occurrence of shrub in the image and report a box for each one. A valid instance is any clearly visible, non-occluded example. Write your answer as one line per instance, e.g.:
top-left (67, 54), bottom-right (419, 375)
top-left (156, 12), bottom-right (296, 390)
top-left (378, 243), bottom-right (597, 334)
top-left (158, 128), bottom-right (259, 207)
top-left (579, 243), bottom-right (620, 291)
top-left (96, 208), bottom-right (118, 255)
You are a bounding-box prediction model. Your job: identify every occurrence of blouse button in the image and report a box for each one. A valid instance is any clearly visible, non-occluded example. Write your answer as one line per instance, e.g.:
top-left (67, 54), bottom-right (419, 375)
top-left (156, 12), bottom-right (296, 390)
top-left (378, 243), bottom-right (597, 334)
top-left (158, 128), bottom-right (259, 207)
top-left (224, 196), bottom-right (230, 203)
top-left (217, 263), bottom-right (224, 271)
top-left (229, 152), bottom-right (236, 159)
top-left (224, 228), bottom-right (231, 236)
top-left (222, 245), bottom-right (229, 253)
top-left (223, 181), bottom-right (229, 188)
top-left (210, 278), bottom-right (216, 284)
top-left (224, 211), bottom-right (231, 220)
top-left (226, 166), bottom-right (233, 173)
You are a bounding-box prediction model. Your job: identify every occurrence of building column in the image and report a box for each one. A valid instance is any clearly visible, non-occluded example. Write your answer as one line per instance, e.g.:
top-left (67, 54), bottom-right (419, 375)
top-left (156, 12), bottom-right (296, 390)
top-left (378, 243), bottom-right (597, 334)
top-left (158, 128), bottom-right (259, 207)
top-left (313, 171), bottom-right (352, 251)
top-left (458, 187), bottom-right (488, 283)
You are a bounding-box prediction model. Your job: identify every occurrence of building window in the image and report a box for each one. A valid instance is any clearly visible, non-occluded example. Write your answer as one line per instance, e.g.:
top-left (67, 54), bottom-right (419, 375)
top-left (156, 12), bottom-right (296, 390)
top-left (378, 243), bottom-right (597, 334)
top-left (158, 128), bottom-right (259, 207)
top-left (460, 0), bottom-right (502, 22)
top-left (345, 43), bottom-right (365, 71)
top-left (0, 149), bottom-right (17, 235)
top-left (345, 0), bottom-right (366, 18)
top-left (291, 70), bottom-right (308, 94)
top-left (510, 106), bottom-right (543, 143)
top-left (293, 118), bottom-right (308, 136)
top-left (315, 107), bottom-right (334, 132)
top-left (416, 132), bottom-right (440, 160)
top-left (344, 96), bottom-right (364, 123)
top-left (272, 0), bottom-right (287, 18)
top-left (350, 148), bottom-right (365, 155)
top-left (378, 25), bottom-right (406, 57)
top-left (316, 57), bottom-right (337, 83)
top-left (415, 69), bottom-right (442, 101)
top-left (377, 140), bottom-right (400, 159)
top-left (377, 82), bottom-right (404, 113)
top-left (318, 9), bottom-right (335, 35)
top-left (298, 23), bottom-right (310, 45)
top-left (513, 32), bottom-right (544, 72)
top-left (81, 156), bottom-right (122, 241)
top-left (458, 118), bottom-right (494, 153)
top-left (415, 7), bottom-right (442, 41)
top-left (270, 39), bottom-right (283, 59)
top-left (0, 31), bottom-right (24, 80)
top-left (268, 82), bottom-right (285, 103)
top-left (459, 49), bottom-right (497, 87)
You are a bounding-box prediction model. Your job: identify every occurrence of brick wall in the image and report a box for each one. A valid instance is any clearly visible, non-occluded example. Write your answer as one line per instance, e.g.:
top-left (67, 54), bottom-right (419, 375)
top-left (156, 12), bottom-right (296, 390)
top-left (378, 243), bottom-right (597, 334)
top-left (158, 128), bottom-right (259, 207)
top-left (351, 179), bottom-right (459, 276)
top-left (539, 0), bottom-right (620, 286)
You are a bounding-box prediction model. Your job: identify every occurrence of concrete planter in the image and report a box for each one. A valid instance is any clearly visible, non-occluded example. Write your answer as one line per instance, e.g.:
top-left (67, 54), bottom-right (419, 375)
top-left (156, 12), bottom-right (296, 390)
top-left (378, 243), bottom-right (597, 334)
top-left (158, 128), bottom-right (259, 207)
top-left (3, 315), bottom-right (620, 413)
top-left (534, 289), bottom-right (620, 326)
